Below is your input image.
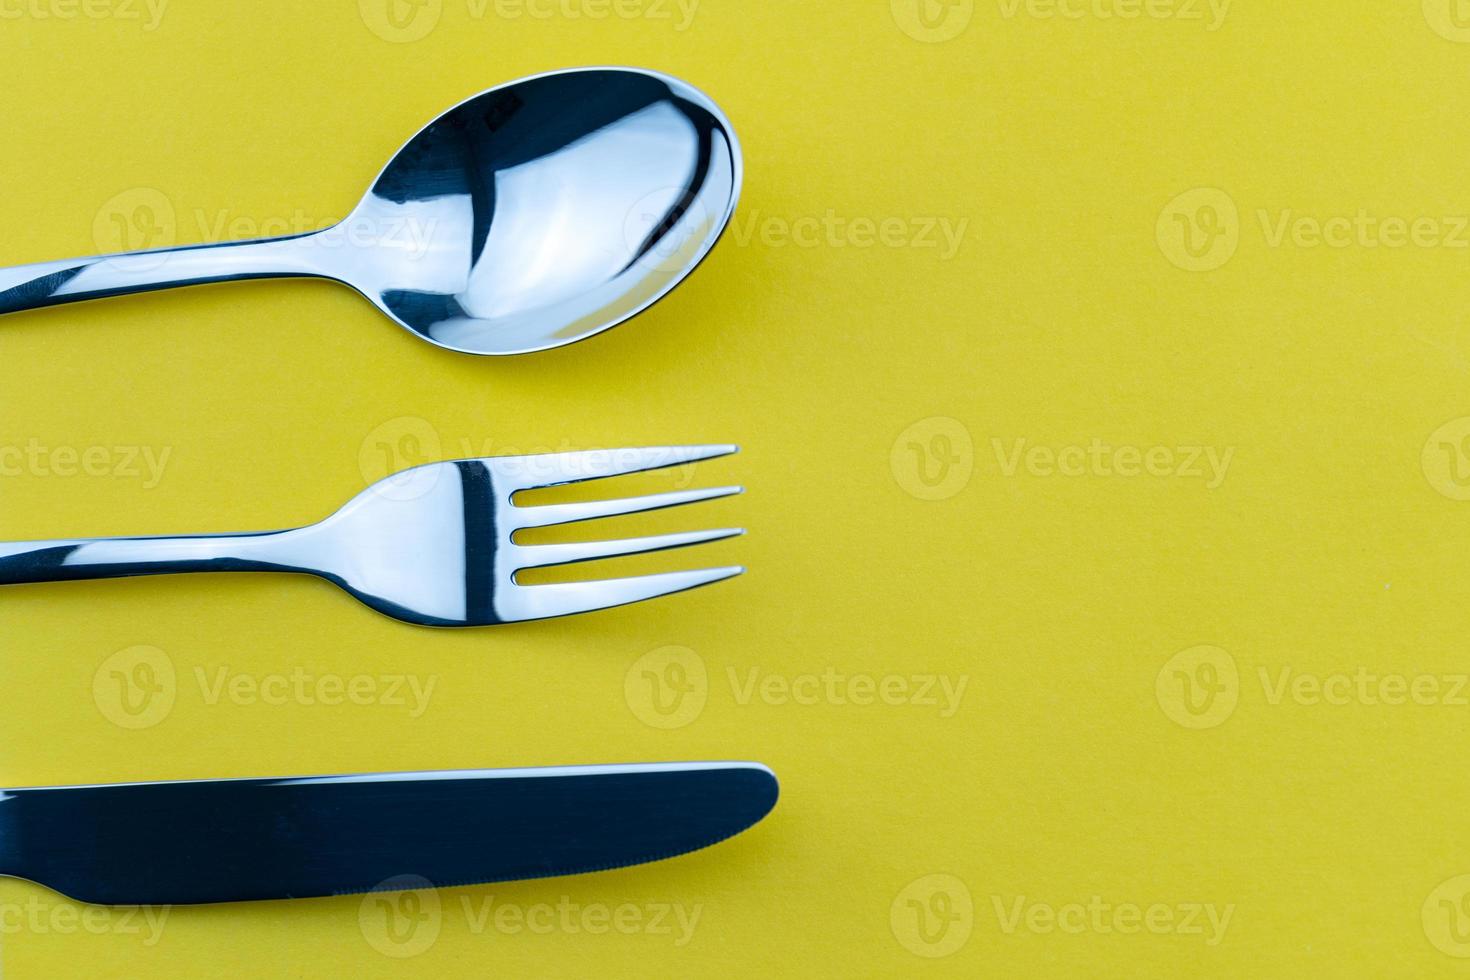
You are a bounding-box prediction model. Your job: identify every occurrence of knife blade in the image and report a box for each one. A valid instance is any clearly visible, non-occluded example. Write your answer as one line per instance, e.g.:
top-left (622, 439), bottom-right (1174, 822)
top-left (0, 761), bottom-right (778, 905)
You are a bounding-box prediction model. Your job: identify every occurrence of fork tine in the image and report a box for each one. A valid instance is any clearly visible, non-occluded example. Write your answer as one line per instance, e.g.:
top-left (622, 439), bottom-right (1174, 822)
top-left (504, 566), bottom-right (744, 621)
top-left (512, 486), bottom-right (742, 529)
top-left (492, 445), bottom-right (738, 491)
top-left (515, 528), bottom-right (744, 570)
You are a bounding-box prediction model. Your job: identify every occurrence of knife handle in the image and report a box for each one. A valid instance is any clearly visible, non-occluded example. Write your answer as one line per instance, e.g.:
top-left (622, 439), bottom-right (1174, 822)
top-left (0, 529), bottom-right (310, 586)
top-left (0, 233), bottom-right (326, 316)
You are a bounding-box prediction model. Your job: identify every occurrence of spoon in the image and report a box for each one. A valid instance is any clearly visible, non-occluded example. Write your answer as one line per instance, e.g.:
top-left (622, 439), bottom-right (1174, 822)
top-left (0, 67), bottom-right (742, 355)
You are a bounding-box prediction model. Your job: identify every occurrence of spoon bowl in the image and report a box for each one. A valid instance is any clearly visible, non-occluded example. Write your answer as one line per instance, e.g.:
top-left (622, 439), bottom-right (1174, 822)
top-left (340, 67), bottom-right (742, 354)
top-left (0, 67), bottom-right (742, 356)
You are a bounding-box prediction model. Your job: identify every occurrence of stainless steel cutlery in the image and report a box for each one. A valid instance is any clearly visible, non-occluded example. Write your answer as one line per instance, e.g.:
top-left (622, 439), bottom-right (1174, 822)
top-left (0, 445), bottom-right (744, 626)
top-left (3, 67), bottom-right (773, 910)
top-left (0, 67), bottom-right (742, 355)
top-left (0, 762), bottom-right (778, 905)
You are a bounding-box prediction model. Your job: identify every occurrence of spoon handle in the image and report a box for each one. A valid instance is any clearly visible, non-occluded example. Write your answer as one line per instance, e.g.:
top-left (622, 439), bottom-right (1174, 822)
top-left (0, 233), bottom-right (325, 316)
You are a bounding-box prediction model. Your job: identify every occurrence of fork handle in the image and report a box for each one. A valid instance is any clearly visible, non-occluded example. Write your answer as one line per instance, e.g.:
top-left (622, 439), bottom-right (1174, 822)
top-left (0, 234), bottom-right (326, 316)
top-left (0, 531), bottom-right (307, 586)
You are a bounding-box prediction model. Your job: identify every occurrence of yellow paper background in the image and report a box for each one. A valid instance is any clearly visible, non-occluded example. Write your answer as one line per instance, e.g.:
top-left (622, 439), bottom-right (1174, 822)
top-left (4, 0), bottom-right (1470, 975)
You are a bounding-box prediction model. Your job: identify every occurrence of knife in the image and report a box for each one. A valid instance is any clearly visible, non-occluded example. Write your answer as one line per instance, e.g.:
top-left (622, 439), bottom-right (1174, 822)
top-left (0, 761), bottom-right (778, 905)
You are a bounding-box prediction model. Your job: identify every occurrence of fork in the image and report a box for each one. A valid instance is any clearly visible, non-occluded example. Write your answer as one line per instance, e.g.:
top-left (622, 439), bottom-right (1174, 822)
top-left (0, 446), bottom-right (743, 627)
